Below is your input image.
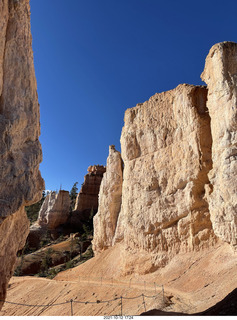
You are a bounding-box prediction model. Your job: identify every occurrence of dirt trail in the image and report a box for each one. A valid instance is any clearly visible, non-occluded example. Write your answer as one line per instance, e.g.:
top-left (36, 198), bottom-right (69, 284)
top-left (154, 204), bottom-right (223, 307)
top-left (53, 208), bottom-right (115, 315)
top-left (1, 242), bottom-right (237, 316)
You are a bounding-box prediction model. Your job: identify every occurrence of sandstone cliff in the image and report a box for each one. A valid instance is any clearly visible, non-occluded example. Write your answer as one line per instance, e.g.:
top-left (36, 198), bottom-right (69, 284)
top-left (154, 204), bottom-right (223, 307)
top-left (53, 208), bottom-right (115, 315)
top-left (92, 146), bottom-right (123, 253)
top-left (0, 0), bottom-right (44, 309)
top-left (93, 41), bottom-right (237, 275)
top-left (201, 42), bottom-right (237, 246)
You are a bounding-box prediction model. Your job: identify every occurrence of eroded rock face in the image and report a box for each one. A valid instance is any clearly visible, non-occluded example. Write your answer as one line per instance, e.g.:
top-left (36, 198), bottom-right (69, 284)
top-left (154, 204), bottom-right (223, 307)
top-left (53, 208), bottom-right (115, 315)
top-left (93, 84), bottom-right (217, 274)
top-left (93, 42), bottom-right (237, 275)
top-left (28, 191), bottom-right (70, 248)
top-left (74, 165), bottom-right (106, 213)
top-left (0, 0), bottom-right (44, 309)
top-left (92, 146), bottom-right (123, 254)
top-left (201, 42), bottom-right (237, 246)
top-left (37, 191), bottom-right (70, 230)
top-left (114, 84), bottom-right (217, 273)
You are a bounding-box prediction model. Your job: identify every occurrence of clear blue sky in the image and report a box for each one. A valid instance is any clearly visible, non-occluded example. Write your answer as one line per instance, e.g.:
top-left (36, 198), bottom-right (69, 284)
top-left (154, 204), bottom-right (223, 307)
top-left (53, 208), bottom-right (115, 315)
top-left (30, 0), bottom-right (237, 192)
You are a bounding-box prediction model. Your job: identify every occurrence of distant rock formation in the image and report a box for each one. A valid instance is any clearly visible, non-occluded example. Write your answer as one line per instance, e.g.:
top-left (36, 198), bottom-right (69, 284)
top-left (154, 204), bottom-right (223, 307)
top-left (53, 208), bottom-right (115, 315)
top-left (93, 41), bottom-right (237, 275)
top-left (0, 0), bottom-right (44, 309)
top-left (68, 165), bottom-right (106, 233)
top-left (74, 165), bottom-right (106, 213)
top-left (28, 166), bottom-right (106, 248)
top-left (28, 191), bottom-right (70, 248)
top-left (37, 191), bottom-right (70, 230)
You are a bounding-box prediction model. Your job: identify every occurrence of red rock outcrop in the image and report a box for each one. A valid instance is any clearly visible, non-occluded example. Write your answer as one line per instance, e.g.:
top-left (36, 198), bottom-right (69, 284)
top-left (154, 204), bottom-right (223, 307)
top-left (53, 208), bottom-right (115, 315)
top-left (74, 165), bottom-right (106, 213)
top-left (0, 0), bottom-right (44, 309)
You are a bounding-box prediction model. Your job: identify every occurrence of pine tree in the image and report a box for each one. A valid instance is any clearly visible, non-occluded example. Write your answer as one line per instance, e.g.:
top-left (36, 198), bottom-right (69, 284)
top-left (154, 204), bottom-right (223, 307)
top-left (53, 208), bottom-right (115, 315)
top-left (25, 191), bottom-right (46, 224)
top-left (69, 182), bottom-right (78, 211)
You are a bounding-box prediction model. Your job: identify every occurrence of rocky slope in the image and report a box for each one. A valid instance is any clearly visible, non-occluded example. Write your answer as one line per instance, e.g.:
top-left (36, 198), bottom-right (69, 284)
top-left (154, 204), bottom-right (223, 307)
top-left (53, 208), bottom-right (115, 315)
top-left (92, 41), bottom-right (237, 275)
top-left (0, 0), bottom-right (44, 309)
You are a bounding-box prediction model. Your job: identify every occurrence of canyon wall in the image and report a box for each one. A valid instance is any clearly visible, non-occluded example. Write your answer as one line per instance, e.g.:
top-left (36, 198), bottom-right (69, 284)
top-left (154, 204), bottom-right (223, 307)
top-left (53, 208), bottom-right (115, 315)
top-left (93, 42), bottom-right (237, 275)
top-left (0, 0), bottom-right (44, 308)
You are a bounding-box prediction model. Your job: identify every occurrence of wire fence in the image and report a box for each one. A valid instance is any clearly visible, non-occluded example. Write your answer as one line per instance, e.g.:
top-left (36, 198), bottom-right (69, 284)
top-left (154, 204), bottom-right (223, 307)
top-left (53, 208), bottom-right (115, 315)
top-left (76, 275), bottom-right (164, 294)
top-left (0, 278), bottom-right (165, 316)
top-left (0, 291), bottom-right (164, 316)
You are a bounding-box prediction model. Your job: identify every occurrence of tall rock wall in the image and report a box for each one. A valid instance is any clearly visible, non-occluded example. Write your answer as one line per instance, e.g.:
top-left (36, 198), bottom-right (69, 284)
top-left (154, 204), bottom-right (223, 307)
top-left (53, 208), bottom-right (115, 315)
top-left (201, 42), bottom-right (237, 246)
top-left (93, 42), bottom-right (237, 275)
top-left (114, 84), bottom-right (217, 272)
top-left (92, 146), bottom-right (123, 253)
top-left (0, 0), bottom-right (44, 309)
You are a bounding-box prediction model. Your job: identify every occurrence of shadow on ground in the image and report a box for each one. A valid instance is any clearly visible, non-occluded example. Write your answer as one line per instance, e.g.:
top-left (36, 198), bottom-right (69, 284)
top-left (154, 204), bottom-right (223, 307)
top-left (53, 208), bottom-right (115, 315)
top-left (141, 288), bottom-right (237, 316)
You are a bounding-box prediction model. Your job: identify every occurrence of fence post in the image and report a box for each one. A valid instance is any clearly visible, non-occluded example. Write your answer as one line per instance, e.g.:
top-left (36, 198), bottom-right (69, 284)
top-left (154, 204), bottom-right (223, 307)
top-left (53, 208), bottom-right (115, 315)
top-left (120, 296), bottom-right (123, 316)
top-left (142, 293), bottom-right (146, 312)
top-left (154, 282), bottom-right (156, 294)
top-left (162, 285), bottom-right (165, 304)
top-left (70, 299), bottom-right (73, 316)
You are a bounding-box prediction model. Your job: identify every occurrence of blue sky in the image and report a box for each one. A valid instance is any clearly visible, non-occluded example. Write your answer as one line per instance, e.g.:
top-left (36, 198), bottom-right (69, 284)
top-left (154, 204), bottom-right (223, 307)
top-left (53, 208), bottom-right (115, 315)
top-left (30, 0), bottom-right (237, 192)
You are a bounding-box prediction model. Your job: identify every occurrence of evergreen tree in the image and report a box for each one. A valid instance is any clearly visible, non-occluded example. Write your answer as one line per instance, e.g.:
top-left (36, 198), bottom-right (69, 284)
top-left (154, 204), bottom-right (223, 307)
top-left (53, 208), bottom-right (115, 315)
top-left (69, 182), bottom-right (78, 211)
top-left (25, 191), bottom-right (46, 224)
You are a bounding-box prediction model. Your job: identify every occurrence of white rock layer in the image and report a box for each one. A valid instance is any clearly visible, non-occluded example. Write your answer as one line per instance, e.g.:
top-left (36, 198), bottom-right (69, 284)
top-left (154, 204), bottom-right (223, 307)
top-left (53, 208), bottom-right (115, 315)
top-left (37, 191), bottom-right (70, 230)
top-left (201, 42), bottom-right (237, 246)
top-left (92, 145), bottom-right (123, 254)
